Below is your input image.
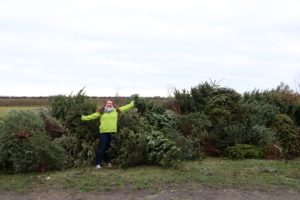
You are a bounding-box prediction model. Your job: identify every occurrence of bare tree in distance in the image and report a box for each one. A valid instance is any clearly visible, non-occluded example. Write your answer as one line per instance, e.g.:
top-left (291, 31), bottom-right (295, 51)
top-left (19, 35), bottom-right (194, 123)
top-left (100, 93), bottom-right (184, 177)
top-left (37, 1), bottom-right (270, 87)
top-left (167, 84), bottom-right (176, 97)
top-left (294, 75), bottom-right (300, 93)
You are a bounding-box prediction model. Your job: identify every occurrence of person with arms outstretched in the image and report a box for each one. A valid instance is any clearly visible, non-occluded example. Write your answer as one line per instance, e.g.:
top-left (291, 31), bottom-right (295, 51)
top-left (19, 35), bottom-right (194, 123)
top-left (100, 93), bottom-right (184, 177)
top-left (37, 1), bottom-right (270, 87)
top-left (81, 100), bottom-right (134, 169)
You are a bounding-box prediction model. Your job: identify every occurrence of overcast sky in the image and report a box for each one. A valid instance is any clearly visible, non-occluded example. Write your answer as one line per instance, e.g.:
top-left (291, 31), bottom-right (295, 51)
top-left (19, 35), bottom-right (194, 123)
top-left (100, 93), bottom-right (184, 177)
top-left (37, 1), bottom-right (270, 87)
top-left (0, 0), bottom-right (300, 97)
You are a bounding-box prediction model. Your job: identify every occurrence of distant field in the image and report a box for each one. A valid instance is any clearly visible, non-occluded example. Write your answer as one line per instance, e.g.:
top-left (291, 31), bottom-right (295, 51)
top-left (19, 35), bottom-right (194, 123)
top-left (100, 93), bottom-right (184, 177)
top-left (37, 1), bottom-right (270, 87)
top-left (0, 96), bottom-right (166, 119)
top-left (0, 106), bottom-right (43, 118)
top-left (0, 96), bottom-right (165, 107)
top-left (0, 97), bottom-right (49, 106)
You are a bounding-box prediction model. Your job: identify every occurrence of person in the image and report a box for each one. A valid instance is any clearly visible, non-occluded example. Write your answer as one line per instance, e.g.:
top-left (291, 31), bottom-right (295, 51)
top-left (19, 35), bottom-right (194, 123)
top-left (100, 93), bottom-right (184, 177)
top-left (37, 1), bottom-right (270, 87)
top-left (81, 100), bottom-right (134, 169)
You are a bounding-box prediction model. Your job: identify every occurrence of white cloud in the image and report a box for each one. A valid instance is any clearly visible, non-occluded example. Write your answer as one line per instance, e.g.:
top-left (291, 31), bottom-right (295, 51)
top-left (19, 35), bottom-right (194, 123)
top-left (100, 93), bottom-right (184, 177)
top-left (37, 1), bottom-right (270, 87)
top-left (0, 0), bottom-right (300, 96)
top-left (0, 64), bottom-right (13, 71)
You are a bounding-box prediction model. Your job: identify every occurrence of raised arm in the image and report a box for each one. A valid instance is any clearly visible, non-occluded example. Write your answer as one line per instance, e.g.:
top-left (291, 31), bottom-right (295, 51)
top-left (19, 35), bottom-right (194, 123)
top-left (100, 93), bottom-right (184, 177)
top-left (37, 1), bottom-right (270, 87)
top-left (119, 101), bottom-right (134, 113)
top-left (81, 112), bottom-right (101, 121)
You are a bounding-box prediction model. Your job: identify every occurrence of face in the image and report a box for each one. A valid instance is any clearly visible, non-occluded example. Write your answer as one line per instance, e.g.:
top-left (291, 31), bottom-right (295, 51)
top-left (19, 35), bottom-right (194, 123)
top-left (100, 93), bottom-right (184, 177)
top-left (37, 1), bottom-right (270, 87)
top-left (106, 100), bottom-right (113, 108)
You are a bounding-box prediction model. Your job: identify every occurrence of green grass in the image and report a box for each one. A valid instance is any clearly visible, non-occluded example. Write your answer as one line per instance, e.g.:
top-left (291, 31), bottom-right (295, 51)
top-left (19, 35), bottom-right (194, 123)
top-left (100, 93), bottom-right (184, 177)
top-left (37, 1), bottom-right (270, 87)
top-left (1, 158), bottom-right (300, 192)
top-left (0, 106), bottom-right (43, 118)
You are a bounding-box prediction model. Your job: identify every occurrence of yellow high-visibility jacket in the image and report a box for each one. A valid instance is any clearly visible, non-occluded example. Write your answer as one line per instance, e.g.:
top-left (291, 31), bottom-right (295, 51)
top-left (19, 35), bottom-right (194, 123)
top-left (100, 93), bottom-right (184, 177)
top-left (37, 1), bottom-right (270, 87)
top-left (81, 101), bottom-right (134, 133)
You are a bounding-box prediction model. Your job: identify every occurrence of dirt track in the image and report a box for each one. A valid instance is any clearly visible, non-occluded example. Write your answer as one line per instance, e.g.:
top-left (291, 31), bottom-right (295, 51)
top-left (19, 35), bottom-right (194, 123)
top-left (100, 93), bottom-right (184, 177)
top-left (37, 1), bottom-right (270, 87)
top-left (1, 186), bottom-right (299, 200)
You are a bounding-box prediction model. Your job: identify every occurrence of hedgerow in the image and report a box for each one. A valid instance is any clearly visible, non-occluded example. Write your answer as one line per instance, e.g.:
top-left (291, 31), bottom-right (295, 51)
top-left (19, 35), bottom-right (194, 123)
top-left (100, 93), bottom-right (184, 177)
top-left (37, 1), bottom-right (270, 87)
top-left (0, 110), bottom-right (66, 173)
top-left (1, 81), bottom-right (300, 174)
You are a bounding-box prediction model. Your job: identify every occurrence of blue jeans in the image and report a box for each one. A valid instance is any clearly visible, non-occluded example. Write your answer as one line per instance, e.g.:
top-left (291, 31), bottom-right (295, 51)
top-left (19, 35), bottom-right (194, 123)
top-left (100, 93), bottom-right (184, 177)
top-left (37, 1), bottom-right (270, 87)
top-left (96, 133), bottom-right (114, 165)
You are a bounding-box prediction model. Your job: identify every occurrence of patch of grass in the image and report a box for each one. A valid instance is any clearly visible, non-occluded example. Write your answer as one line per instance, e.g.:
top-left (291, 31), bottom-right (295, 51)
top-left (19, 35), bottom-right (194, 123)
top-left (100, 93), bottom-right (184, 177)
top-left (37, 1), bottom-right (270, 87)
top-left (196, 158), bottom-right (300, 189)
top-left (0, 158), bottom-right (300, 192)
top-left (0, 172), bottom-right (40, 192)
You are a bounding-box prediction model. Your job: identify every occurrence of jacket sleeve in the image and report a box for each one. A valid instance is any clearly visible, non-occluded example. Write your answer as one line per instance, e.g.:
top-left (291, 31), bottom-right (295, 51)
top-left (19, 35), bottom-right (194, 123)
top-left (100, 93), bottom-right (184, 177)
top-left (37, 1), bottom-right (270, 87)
top-left (81, 112), bottom-right (101, 121)
top-left (119, 101), bottom-right (134, 113)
